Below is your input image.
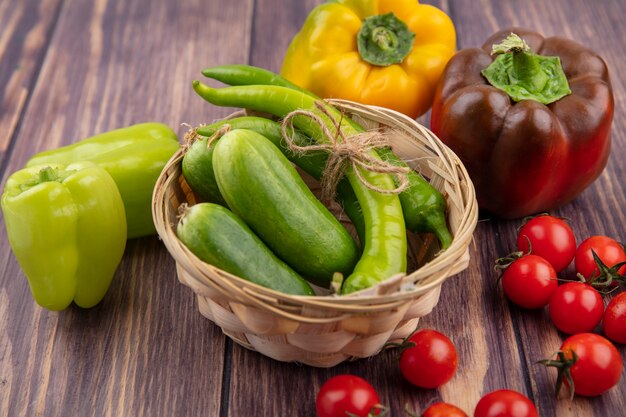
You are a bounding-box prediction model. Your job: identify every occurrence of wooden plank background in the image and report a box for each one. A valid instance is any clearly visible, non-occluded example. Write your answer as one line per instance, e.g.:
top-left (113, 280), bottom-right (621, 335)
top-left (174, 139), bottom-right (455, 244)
top-left (1, 0), bottom-right (625, 416)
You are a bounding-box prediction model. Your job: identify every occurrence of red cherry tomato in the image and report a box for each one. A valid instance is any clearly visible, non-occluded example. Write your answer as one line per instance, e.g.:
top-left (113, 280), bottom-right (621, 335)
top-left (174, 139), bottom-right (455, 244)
top-left (575, 235), bottom-right (626, 279)
top-left (316, 375), bottom-right (381, 417)
top-left (422, 402), bottom-right (468, 417)
top-left (500, 254), bottom-right (558, 308)
top-left (474, 390), bottom-right (538, 417)
top-left (399, 329), bottom-right (458, 389)
top-left (517, 215), bottom-right (576, 272)
top-left (604, 292), bottom-right (626, 344)
top-left (546, 333), bottom-right (623, 397)
top-left (548, 282), bottom-right (604, 334)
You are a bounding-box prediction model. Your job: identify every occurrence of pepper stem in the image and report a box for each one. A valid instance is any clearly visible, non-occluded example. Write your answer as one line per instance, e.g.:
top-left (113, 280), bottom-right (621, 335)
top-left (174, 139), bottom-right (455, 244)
top-left (492, 33), bottom-right (548, 93)
top-left (357, 13), bottom-right (415, 66)
top-left (16, 166), bottom-right (75, 193)
top-left (481, 32), bottom-right (571, 104)
top-left (371, 26), bottom-right (398, 51)
top-left (38, 166), bottom-right (61, 182)
top-left (491, 33), bottom-right (531, 54)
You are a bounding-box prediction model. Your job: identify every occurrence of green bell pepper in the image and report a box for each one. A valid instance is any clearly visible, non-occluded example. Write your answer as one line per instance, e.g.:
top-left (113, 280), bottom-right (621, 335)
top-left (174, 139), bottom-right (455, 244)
top-left (26, 123), bottom-right (180, 239)
top-left (1, 162), bottom-right (127, 310)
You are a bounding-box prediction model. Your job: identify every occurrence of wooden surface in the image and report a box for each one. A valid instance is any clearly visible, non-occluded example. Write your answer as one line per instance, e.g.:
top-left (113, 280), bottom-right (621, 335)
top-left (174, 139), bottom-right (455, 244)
top-left (1, 0), bottom-right (625, 416)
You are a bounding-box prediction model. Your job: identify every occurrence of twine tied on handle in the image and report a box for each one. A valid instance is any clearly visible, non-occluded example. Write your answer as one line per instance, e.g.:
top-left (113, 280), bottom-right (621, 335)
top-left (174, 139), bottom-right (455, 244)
top-left (280, 101), bottom-right (410, 202)
top-left (181, 122), bottom-right (231, 151)
top-left (181, 123), bottom-right (200, 151)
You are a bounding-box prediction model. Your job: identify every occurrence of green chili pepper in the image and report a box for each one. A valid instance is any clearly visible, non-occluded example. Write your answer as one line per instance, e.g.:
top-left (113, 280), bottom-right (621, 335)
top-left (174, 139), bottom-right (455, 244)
top-left (377, 149), bottom-right (452, 248)
top-left (202, 64), bottom-right (313, 96)
top-left (201, 65), bottom-right (452, 249)
top-left (26, 123), bottom-right (180, 239)
top-left (1, 162), bottom-right (127, 310)
top-left (196, 116), bottom-right (367, 244)
top-left (192, 81), bottom-right (406, 294)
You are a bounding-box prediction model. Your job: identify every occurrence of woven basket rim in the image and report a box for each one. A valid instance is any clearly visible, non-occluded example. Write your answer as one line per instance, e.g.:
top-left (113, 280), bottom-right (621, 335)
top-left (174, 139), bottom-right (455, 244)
top-left (152, 100), bottom-right (478, 313)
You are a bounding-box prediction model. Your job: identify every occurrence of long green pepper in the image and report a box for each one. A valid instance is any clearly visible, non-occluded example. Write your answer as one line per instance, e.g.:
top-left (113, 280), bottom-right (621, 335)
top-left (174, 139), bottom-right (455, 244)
top-left (202, 64), bottom-right (312, 96)
top-left (192, 81), bottom-right (407, 294)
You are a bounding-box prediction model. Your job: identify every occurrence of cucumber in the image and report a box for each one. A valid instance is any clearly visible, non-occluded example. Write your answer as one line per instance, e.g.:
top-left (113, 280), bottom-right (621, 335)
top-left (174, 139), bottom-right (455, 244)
top-left (182, 138), bottom-right (227, 205)
top-left (177, 203), bottom-right (314, 296)
top-left (198, 117), bottom-right (367, 243)
top-left (185, 117), bottom-right (324, 207)
top-left (212, 129), bottom-right (359, 287)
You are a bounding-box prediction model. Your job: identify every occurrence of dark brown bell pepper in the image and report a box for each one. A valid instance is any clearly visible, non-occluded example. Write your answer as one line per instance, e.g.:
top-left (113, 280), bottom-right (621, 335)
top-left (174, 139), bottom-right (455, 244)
top-left (431, 28), bottom-right (613, 218)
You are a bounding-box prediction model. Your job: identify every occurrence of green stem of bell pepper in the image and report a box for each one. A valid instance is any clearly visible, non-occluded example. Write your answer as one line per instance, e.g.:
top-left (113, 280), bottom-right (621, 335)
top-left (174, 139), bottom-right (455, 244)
top-left (357, 12), bottom-right (416, 66)
top-left (481, 33), bottom-right (571, 104)
top-left (192, 81), bottom-right (407, 294)
top-left (25, 123), bottom-right (180, 239)
top-left (1, 162), bottom-right (127, 310)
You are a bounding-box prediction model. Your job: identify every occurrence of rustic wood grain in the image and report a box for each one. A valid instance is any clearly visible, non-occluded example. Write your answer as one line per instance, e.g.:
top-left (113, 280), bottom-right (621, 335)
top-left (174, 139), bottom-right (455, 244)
top-left (0, 0), bottom-right (255, 416)
top-left (0, 0), bottom-right (63, 167)
top-left (1, 0), bottom-right (625, 416)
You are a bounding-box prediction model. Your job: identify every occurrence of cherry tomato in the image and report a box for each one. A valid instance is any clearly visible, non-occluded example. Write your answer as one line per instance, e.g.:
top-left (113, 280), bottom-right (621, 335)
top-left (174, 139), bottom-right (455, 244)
top-left (316, 374), bottom-right (381, 417)
top-left (422, 402), bottom-right (468, 417)
top-left (500, 254), bottom-right (557, 308)
top-left (517, 215), bottom-right (576, 272)
top-left (548, 282), bottom-right (604, 334)
top-left (575, 235), bottom-right (626, 279)
top-left (399, 329), bottom-right (458, 389)
top-left (547, 333), bottom-right (623, 397)
top-left (474, 390), bottom-right (538, 417)
top-left (604, 292), bottom-right (626, 344)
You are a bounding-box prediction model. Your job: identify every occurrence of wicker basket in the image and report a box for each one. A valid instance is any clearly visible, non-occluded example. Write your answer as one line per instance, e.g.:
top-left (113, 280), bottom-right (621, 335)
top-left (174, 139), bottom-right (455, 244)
top-left (152, 99), bottom-right (478, 367)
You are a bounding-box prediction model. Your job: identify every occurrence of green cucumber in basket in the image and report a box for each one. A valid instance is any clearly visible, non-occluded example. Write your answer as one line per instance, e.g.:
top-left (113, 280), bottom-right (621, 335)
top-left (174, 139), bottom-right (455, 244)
top-left (181, 136), bottom-right (227, 205)
top-left (182, 117), bottom-right (322, 207)
top-left (195, 116), bottom-right (365, 241)
top-left (177, 202), bottom-right (314, 296)
top-left (212, 128), bottom-right (359, 288)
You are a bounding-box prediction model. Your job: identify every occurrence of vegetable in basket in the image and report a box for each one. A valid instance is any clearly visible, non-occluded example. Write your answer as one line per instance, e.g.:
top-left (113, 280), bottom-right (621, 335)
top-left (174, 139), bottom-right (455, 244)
top-left (26, 123), bottom-right (180, 238)
top-left (182, 134), bottom-right (229, 207)
top-left (431, 28), bottom-right (614, 218)
top-left (184, 117), bottom-right (327, 209)
top-left (176, 203), bottom-right (314, 296)
top-left (1, 162), bottom-right (126, 310)
top-left (211, 128), bottom-right (359, 288)
top-left (192, 80), bottom-right (407, 294)
top-left (280, 0), bottom-right (456, 118)
top-left (199, 64), bottom-right (453, 249)
top-left (191, 116), bottom-right (367, 242)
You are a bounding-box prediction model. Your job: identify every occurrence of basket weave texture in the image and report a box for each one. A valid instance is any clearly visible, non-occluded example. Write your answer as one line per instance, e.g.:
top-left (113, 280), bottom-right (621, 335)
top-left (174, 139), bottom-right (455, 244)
top-left (152, 99), bottom-right (478, 367)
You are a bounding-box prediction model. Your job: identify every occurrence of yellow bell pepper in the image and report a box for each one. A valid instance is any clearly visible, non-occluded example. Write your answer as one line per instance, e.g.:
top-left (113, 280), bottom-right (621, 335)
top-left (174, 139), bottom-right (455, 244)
top-left (281, 0), bottom-right (456, 119)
